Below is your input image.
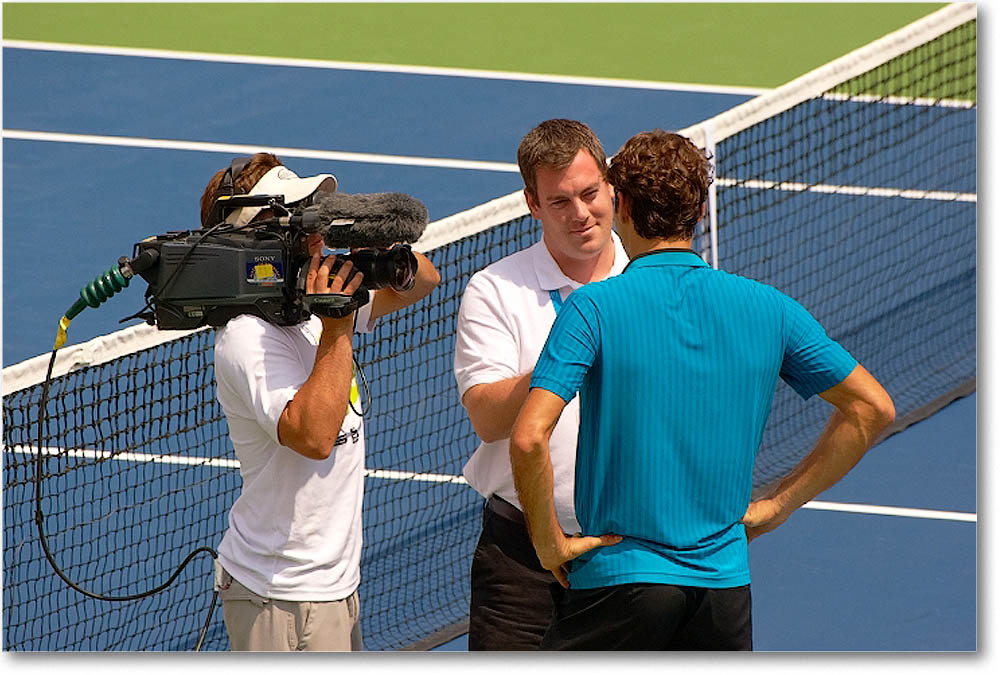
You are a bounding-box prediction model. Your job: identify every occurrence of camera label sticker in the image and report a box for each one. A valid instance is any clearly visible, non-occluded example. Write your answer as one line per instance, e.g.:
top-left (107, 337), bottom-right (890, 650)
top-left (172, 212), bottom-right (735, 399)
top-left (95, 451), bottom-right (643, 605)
top-left (247, 261), bottom-right (284, 284)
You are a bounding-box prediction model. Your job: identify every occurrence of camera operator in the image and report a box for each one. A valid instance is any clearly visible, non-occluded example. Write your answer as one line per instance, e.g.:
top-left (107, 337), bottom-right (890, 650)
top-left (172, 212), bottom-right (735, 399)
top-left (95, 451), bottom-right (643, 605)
top-left (199, 152), bottom-right (439, 651)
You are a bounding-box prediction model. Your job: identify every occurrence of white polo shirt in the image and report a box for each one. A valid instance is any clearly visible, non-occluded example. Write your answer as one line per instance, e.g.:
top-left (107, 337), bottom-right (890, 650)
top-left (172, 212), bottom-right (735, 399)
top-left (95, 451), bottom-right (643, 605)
top-left (214, 304), bottom-right (374, 602)
top-left (454, 233), bottom-right (628, 534)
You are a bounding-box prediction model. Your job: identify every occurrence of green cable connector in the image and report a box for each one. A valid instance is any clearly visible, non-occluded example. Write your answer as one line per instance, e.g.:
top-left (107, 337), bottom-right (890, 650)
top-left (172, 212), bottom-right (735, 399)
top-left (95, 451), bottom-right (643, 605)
top-left (54, 265), bottom-right (131, 350)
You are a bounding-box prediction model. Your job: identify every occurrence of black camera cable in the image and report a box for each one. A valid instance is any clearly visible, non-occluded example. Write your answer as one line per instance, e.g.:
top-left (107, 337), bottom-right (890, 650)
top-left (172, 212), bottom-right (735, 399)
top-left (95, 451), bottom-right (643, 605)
top-left (34, 347), bottom-right (219, 650)
top-left (34, 225), bottom-right (246, 651)
top-left (32, 211), bottom-right (362, 650)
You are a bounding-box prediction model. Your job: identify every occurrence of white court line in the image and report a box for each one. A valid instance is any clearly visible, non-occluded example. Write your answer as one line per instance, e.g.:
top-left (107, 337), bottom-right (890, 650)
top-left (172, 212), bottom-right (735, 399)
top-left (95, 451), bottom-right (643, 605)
top-left (804, 500), bottom-right (976, 523)
top-left (1, 129), bottom-right (520, 173)
top-left (822, 91), bottom-right (975, 109)
top-left (3, 130), bottom-right (978, 206)
top-left (1, 39), bottom-right (770, 97)
top-left (365, 469), bottom-right (468, 485)
top-left (10, 446), bottom-right (972, 521)
top-left (11, 444), bottom-right (241, 469)
top-left (716, 176), bottom-right (977, 203)
top-left (8, 445), bottom-right (467, 484)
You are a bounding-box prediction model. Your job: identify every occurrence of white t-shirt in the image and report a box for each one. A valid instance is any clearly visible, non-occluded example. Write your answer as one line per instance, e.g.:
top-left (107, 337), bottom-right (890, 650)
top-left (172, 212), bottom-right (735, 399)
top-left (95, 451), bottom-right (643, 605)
top-left (454, 234), bottom-right (628, 534)
top-left (214, 304), bottom-right (374, 602)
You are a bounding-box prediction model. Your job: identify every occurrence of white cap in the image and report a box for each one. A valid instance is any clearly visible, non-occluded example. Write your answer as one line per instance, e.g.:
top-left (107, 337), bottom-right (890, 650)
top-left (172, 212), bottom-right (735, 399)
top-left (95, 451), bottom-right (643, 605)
top-left (225, 165), bottom-right (338, 227)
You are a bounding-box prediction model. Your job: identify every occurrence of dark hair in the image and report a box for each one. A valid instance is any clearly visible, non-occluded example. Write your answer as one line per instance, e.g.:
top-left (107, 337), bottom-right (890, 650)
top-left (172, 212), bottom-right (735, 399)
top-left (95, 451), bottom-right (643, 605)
top-left (199, 152), bottom-right (282, 227)
top-left (606, 130), bottom-right (714, 241)
top-left (517, 119), bottom-right (607, 197)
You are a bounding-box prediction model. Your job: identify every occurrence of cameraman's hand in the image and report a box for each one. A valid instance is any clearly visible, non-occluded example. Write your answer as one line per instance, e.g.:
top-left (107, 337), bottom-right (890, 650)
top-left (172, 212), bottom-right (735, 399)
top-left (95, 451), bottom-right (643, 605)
top-left (307, 251), bottom-right (364, 331)
top-left (307, 251), bottom-right (364, 295)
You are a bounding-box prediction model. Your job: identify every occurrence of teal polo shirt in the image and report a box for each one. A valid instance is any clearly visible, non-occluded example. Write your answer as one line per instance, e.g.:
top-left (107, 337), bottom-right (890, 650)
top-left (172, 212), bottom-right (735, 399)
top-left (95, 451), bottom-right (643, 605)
top-left (531, 249), bottom-right (857, 589)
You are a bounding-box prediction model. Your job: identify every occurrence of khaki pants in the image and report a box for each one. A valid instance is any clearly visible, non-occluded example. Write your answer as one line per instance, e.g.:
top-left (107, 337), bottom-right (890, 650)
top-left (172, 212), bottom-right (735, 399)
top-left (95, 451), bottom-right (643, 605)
top-left (215, 561), bottom-right (363, 651)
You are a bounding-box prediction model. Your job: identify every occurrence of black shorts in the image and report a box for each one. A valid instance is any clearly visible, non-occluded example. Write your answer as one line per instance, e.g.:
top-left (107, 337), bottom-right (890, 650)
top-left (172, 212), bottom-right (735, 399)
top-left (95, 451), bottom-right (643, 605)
top-left (541, 582), bottom-right (752, 650)
top-left (468, 496), bottom-right (559, 650)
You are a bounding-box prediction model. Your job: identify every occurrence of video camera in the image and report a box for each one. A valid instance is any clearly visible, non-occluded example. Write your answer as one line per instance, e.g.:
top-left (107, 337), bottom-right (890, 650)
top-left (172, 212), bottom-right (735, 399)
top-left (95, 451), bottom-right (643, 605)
top-left (125, 190), bottom-right (429, 329)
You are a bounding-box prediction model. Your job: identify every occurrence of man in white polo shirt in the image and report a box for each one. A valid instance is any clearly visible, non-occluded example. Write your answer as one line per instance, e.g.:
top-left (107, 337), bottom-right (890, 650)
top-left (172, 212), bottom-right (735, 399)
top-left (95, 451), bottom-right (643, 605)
top-left (453, 119), bottom-right (628, 650)
top-left (200, 153), bottom-right (440, 651)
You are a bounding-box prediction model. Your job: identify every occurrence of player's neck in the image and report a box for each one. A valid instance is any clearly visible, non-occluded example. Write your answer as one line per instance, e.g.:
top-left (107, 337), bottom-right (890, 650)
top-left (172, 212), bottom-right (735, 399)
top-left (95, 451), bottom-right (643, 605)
top-left (628, 238), bottom-right (693, 259)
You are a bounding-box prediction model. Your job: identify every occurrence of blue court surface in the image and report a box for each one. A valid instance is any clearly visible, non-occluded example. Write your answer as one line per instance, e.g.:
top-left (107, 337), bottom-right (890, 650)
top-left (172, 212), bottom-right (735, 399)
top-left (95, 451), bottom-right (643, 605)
top-left (431, 392), bottom-right (978, 652)
top-left (2, 42), bottom-right (979, 654)
top-left (1, 46), bottom-right (750, 366)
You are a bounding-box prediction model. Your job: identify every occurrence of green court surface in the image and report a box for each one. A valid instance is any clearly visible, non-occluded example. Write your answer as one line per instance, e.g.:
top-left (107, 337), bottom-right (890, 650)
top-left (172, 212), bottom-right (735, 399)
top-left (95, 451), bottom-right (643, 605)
top-left (831, 18), bottom-right (976, 101)
top-left (3, 2), bottom-right (944, 88)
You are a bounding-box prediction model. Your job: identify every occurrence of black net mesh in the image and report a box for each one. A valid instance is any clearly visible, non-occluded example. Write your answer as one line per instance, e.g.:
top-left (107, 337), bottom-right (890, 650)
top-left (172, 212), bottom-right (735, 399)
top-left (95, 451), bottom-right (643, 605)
top-left (2, 215), bottom-right (539, 651)
top-left (3, 333), bottom-right (233, 650)
top-left (713, 20), bottom-right (976, 492)
top-left (354, 214), bottom-right (538, 649)
top-left (2, 17), bottom-right (976, 651)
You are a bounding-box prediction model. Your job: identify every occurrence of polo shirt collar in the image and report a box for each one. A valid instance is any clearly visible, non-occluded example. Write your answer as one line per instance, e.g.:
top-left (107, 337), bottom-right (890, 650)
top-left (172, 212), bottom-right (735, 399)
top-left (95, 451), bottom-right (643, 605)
top-left (624, 248), bottom-right (709, 273)
top-left (532, 230), bottom-right (629, 291)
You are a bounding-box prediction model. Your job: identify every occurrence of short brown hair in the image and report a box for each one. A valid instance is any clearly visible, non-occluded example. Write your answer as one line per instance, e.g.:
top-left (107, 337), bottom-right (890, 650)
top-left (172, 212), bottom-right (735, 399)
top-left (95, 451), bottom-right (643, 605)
top-left (200, 152), bottom-right (282, 227)
top-left (607, 130), bottom-right (713, 241)
top-left (517, 119), bottom-right (607, 197)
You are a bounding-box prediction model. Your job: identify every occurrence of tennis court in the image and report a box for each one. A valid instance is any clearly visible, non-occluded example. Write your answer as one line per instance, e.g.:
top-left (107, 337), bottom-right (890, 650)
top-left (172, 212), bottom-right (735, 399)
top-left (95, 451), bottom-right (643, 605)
top-left (2, 2), bottom-right (977, 655)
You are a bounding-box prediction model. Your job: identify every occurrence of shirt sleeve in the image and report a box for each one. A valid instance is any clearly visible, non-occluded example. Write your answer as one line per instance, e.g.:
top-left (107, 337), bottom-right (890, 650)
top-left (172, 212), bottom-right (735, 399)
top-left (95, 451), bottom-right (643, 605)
top-left (453, 273), bottom-right (521, 397)
top-left (531, 291), bottom-right (600, 403)
top-left (214, 316), bottom-right (308, 445)
top-left (779, 295), bottom-right (858, 400)
top-left (350, 293), bottom-right (376, 334)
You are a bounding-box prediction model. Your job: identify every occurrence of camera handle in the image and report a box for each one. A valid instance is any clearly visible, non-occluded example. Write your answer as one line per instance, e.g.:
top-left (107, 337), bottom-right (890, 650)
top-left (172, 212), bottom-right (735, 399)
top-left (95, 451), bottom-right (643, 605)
top-left (303, 287), bottom-right (370, 319)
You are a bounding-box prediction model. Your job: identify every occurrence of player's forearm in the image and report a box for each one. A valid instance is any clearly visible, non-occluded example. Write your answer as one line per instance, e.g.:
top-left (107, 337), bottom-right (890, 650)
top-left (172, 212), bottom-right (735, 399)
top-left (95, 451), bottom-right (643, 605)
top-left (745, 366), bottom-right (894, 539)
top-left (278, 320), bottom-right (355, 459)
top-left (509, 419), bottom-right (562, 555)
top-left (462, 372), bottom-right (533, 442)
top-left (772, 396), bottom-right (894, 514)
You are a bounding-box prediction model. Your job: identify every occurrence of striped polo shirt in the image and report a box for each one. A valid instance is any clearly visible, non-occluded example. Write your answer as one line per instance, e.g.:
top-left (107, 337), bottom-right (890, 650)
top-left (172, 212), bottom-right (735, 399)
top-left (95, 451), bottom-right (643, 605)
top-left (531, 249), bottom-right (857, 589)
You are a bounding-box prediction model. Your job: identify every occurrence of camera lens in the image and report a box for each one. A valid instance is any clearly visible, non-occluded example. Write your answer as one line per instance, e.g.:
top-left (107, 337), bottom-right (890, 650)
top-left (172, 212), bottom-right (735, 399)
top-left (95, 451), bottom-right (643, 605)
top-left (332, 245), bottom-right (417, 292)
top-left (386, 246), bottom-right (417, 292)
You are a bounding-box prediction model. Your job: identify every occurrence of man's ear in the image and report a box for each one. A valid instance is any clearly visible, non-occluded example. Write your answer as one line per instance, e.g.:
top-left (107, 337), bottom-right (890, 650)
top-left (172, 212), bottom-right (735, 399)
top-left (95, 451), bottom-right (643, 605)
top-left (616, 191), bottom-right (630, 224)
top-left (524, 188), bottom-right (541, 220)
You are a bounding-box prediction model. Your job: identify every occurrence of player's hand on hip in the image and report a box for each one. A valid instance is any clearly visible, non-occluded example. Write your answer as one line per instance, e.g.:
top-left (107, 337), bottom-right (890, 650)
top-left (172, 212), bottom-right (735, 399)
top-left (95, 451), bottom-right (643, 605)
top-left (539, 533), bottom-right (622, 589)
top-left (742, 498), bottom-right (790, 541)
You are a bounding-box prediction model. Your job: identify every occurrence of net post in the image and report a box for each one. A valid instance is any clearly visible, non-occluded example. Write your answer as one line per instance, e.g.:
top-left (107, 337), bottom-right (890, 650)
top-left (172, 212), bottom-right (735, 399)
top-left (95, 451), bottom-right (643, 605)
top-left (694, 123), bottom-right (719, 269)
top-left (702, 121), bottom-right (719, 269)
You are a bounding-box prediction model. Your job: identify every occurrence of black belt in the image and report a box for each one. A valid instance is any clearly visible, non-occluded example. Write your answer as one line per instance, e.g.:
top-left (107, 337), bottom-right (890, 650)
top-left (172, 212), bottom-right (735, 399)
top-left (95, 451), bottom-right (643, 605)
top-left (486, 495), bottom-right (525, 525)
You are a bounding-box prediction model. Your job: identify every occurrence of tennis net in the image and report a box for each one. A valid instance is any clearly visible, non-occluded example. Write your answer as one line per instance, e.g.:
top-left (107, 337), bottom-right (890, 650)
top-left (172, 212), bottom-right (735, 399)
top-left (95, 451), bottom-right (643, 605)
top-left (685, 2), bottom-right (976, 493)
top-left (2, 3), bottom-right (976, 651)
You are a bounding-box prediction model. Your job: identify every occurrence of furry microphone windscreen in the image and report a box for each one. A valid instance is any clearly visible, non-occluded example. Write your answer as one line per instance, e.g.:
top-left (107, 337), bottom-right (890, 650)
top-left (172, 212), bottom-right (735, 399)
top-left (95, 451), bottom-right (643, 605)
top-left (315, 192), bottom-right (429, 248)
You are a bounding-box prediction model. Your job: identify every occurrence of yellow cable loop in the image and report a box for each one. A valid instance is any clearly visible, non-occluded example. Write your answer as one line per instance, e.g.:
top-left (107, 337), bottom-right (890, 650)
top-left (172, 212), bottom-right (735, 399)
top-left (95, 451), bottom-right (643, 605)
top-left (53, 316), bottom-right (71, 351)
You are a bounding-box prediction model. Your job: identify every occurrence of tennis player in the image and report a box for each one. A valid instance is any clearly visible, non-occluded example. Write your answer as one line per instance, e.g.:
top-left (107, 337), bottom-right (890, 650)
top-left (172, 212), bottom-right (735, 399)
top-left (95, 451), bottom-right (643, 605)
top-left (510, 130), bottom-right (895, 650)
top-left (201, 153), bottom-right (439, 651)
top-left (453, 119), bottom-right (629, 650)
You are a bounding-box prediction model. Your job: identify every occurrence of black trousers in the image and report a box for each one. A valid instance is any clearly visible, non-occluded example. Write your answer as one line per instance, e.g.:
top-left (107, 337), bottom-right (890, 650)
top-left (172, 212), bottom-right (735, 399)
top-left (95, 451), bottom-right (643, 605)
top-left (541, 582), bottom-right (753, 650)
top-left (468, 496), bottom-right (557, 651)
